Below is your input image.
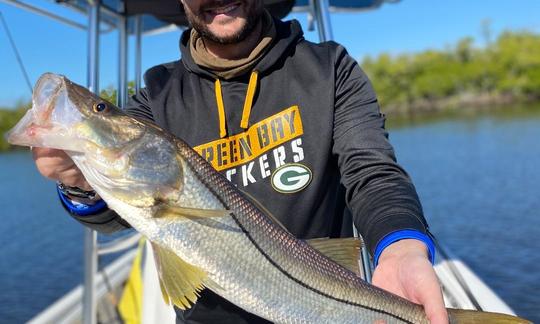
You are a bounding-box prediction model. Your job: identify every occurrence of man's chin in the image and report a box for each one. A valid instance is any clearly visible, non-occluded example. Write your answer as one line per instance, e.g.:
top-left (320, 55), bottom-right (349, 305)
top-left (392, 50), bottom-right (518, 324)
top-left (190, 3), bottom-right (263, 45)
top-left (202, 22), bottom-right (250, 44)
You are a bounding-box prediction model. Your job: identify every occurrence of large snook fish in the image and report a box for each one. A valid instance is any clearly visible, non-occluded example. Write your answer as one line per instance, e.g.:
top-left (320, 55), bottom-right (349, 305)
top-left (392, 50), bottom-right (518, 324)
top-left (6, 73), bottom-right (530, 324)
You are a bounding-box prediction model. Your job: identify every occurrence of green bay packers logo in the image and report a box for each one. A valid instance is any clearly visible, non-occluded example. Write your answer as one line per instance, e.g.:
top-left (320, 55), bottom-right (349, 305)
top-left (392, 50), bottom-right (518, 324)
top-left (271, 163), bottom-right (312, 193)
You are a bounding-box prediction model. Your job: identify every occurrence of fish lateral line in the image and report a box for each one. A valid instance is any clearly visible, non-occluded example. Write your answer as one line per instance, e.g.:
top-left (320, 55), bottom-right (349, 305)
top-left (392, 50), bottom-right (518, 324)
top-left (171, 137), bottom-right (416, 322)
top-left (225, 209), bottom-right (416, 324)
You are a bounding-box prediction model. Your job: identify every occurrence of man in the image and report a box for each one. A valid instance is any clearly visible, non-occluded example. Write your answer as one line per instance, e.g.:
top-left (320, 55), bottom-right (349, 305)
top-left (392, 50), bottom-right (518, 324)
top-left (33, 0), bottom-right (448, 322)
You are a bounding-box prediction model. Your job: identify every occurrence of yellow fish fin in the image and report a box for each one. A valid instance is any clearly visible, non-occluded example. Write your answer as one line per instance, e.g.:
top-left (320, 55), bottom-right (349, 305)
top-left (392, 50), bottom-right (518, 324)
top-left (151, 242), bottom-right (211, 310)
top-left (306, 237), bottom-right (362, 276)
top-left (155, 205), bottom-right (231, 219)
top-left (447, 308), bottom-right (531, 324)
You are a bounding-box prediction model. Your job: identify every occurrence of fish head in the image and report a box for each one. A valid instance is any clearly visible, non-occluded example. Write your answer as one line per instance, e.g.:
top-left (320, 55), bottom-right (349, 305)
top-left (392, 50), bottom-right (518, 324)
top-left (6, 73), bottom-right (144, 152)
top-left (7, 73), bottom-right (182, 208)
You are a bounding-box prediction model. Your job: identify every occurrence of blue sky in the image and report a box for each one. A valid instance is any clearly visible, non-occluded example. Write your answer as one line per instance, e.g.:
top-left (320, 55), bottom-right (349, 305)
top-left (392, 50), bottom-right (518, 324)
top-left (1, 0), bottom-right (539, 107)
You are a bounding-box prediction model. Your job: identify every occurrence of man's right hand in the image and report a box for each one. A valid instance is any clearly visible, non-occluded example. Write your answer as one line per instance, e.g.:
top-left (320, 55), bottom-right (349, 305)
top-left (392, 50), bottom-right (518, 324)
top-left (32, 147), bottom-right (92, 190)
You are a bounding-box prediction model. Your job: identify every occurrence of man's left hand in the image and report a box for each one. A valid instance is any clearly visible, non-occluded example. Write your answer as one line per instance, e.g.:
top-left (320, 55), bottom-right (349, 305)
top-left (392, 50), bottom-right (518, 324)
top-left (372, 239), bottom-right (448, 324)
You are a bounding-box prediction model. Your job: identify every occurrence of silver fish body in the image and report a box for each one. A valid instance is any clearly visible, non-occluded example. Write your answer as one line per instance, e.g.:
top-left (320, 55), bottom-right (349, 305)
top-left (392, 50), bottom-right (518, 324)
top-left (6, 73), bottom-right (530, 324)
top-left (97, 138), bottom-right (427, 324)
top-left (86, 123), bottom-right (427, 323)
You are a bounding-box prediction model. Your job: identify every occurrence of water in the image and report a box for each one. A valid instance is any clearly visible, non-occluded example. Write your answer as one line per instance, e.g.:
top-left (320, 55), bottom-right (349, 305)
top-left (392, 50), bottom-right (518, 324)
top-left (389, 110), bottom-right (540, 322)
top-left (0, 153), bottom-right (125, 323)
top-left (0, 110), bottom-right (539, 323)
top-left (0, 152), bottom-right (84, 323)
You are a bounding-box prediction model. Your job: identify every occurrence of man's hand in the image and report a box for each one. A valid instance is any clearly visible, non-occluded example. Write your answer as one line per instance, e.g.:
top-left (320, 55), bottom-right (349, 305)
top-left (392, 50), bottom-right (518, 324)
top-left (32, 147), bottom-right (92, 190)
top-left (372, 239), bottom-right (448, 324)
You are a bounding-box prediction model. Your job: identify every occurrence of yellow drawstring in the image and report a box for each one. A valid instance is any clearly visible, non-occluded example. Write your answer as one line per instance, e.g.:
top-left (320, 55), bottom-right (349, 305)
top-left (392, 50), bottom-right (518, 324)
top-left (240, 71), bottom-right (259, 129)
top-left (214, 79), bottom-right (227, 138)
top-left (214, 71), bottom-right (259, 138)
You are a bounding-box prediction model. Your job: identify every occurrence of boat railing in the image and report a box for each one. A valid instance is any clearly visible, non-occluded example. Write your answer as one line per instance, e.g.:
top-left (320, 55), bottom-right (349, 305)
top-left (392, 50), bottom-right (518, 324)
top-left (28, 233), bottom-right (141, 324)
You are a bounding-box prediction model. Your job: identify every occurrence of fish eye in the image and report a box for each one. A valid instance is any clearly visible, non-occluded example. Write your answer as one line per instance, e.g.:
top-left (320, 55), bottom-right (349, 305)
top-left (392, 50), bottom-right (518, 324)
top-left (93, 102), bottom-right (108, 113)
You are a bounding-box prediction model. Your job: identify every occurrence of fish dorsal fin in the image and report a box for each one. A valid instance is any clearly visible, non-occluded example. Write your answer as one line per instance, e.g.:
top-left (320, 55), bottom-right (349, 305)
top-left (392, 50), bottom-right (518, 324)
top-left (151, 242), bottom-right (209, 310)
top-left (306, 237), bottom-right (362, 276)
top-left (155, 205), bottom-right (231, 219)
top-left (239, 189), bottom-right (290, 232)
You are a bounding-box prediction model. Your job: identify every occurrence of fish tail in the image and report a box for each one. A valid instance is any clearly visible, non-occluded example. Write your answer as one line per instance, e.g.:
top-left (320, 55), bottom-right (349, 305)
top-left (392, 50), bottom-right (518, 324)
top-left (448, 308), bottom-right (531, 324)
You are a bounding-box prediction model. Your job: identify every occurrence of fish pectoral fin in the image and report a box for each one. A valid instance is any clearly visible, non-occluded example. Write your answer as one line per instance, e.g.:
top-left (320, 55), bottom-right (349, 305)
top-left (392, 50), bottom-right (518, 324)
top-left (155, 205), bottom-right (231, 219)
top-left (151, 242), bottom-right (211, 310)
top-left (306, 237), bottom-right (362, 276)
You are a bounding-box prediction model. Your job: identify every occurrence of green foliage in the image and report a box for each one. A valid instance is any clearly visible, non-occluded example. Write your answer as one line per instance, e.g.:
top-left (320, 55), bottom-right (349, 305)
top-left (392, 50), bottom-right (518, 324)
top-left (0, 101), bottom-right (30, 152)
top-left (362, 30), bottom-right (540, 112)
top-left (100, 81), bottom-right (136, 105)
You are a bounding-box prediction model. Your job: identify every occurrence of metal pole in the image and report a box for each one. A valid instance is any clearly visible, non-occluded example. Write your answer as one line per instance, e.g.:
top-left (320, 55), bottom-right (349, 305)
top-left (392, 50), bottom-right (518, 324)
top-left (82, 229), bottom-right (98, 324)
top-left (134, 15), bottom-right (143, 93)
top-left (87, 1), bottom-right (100, 93)
top-left (354, 226), bottom-right (373, 283)
top-left (312, 0), bottom-right (334, 42)
top-left (118, 14), bottom-right (128, 107)
top-left (83, 2), bottom-right (100, 324)
top-left (311, 0), bottom-right (373, 281)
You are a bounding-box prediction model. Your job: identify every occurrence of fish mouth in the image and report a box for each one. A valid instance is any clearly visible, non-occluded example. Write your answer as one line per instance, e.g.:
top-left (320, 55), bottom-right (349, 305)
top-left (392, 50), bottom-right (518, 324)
top-left (6, 73), bottom-right (85, 151)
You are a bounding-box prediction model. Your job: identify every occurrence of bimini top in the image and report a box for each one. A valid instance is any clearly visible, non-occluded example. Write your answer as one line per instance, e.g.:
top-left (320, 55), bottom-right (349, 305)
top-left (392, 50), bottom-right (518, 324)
top-left (51, 0), bottom-right (398, 34)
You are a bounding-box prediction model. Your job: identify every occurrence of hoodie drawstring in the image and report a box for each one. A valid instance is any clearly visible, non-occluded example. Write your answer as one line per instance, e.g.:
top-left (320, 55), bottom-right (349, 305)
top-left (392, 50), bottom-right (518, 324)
top-left (214, 71), bottom-right (259, 138)
top-left (241, 71), bottom-right (259, 129)
top-left (214, 79), bottom-right (227, 138)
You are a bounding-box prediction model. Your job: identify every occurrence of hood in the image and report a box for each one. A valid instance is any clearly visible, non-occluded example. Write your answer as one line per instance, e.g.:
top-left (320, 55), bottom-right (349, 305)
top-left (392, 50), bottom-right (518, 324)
top-left (179, 17), bottom-right (304, 80)
top-left (177, 17), bottom-right (304, 140)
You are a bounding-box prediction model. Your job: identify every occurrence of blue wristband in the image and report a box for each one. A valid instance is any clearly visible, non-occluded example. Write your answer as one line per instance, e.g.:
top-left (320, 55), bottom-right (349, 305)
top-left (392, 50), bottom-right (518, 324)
top-left (57, 185), bottom-right (107, 216)
top-left (373, 229), bottom-right (436, 266)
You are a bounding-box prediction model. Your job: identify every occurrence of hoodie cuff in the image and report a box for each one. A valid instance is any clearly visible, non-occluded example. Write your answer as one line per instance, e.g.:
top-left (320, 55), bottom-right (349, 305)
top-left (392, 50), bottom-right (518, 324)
top-left (373, 229), bottom-right (436, 266)
top-left (57, 185), bottom-right (107, 216)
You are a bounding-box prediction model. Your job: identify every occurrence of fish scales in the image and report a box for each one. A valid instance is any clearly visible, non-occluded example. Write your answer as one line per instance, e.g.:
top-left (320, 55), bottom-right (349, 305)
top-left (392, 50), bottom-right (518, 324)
top-left (157, 138), bottom-right (428, 323)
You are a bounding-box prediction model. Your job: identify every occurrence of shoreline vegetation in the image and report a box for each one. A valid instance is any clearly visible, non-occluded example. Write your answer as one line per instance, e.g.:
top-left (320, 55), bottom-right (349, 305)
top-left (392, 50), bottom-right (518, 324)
top-left (1, 30), bottom-right (539, 152)
top-left (0, 105), bottom-right (27, 151)
top-left (362, 30), bottom-right (540, 115)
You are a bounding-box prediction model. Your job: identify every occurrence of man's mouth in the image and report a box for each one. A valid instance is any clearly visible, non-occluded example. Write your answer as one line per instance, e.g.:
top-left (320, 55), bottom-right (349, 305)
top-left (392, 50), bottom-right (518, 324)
top-left (203, 1), bottom-right (242, 16)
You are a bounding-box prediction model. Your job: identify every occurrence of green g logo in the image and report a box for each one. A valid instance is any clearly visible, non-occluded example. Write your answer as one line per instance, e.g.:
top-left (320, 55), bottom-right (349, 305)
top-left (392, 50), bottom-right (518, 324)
top-left (271, 163), bottom-right (312, 193)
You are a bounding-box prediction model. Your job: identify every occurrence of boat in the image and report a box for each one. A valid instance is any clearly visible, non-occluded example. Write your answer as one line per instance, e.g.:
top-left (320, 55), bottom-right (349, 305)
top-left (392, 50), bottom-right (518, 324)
top-left (1, 0), bottom-right (519, 322)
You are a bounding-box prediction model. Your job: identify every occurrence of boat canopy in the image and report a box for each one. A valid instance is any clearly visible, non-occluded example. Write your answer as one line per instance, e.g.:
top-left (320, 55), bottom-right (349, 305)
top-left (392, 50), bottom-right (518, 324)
top-left (48, 0), bottom-right (398, 34)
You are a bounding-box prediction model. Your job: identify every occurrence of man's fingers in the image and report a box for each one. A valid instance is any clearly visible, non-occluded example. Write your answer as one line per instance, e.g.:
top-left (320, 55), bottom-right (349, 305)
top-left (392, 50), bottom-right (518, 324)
top-left (373, 241), bottom-right (449, 324)
top-left (414, 269), bottom-right (448, 324)
top-left (33, 148), bottom-right (73, 178)
top-left (32, 147), bottom-right (69, 159)
top-left (423, 298), bottom-right (448, 324)
top-left (31, 147), bottom-right (92, 190)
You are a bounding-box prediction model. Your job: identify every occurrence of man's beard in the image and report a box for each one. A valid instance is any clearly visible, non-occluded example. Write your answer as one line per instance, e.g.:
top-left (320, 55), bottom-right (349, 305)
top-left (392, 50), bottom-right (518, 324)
top-left (185, 0), bottom-right (264, 44)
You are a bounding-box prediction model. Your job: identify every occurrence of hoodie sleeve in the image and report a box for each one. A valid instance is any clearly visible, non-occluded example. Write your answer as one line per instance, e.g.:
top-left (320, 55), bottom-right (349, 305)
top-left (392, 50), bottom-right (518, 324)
top-left (331, 44), bottom-right (429, 256)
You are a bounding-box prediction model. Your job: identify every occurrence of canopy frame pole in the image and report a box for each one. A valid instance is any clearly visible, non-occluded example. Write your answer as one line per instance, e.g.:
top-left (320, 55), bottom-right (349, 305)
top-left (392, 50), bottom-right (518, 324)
top-left (311, 0), bottom-right (373, 282)
top-left (118, 12), bottom-right (128, 107)
top-left (312, 0), bottom-right (334, 42)
top-left (83, 1), bottom-right (100, 324)
top-left (134, 15), bottom-right (143, 93)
